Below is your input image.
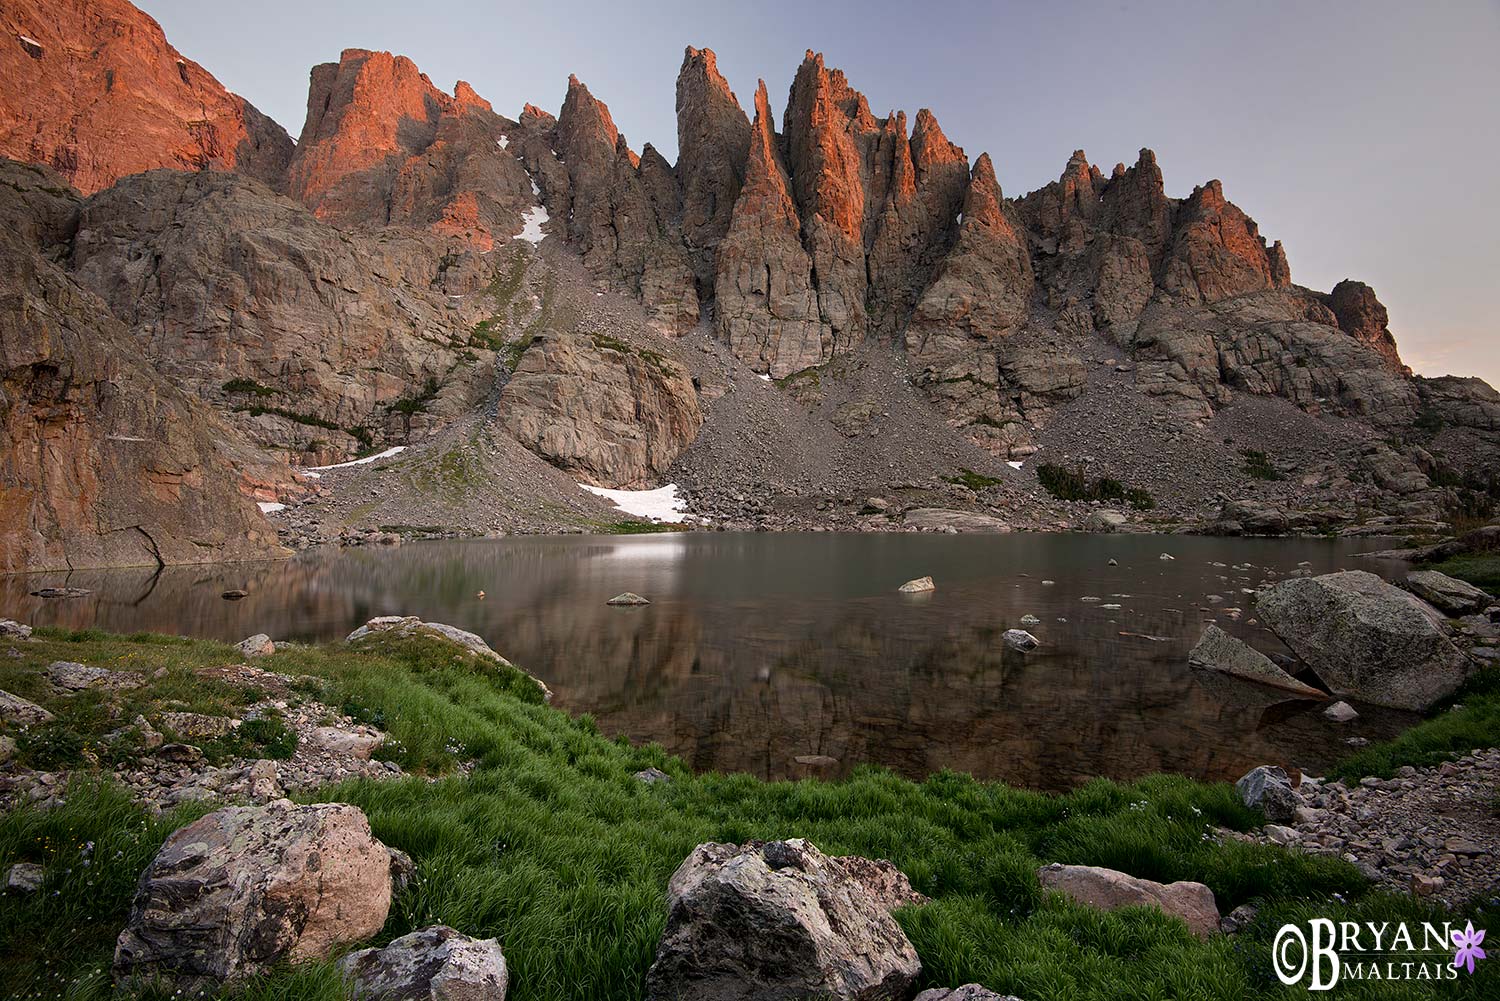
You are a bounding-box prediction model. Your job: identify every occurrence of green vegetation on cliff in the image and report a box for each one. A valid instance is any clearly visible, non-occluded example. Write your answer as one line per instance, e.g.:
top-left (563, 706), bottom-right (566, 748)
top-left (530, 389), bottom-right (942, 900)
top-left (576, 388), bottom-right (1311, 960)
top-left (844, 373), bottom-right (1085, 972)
top-left (0, 628), bottom-right (1494, 1001)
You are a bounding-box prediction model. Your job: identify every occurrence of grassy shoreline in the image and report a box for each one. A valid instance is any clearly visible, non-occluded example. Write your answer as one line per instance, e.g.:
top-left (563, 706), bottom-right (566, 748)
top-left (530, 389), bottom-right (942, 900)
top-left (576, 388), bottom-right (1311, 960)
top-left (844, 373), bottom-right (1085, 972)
top-left (1, 619), bottom-right (1496, 999)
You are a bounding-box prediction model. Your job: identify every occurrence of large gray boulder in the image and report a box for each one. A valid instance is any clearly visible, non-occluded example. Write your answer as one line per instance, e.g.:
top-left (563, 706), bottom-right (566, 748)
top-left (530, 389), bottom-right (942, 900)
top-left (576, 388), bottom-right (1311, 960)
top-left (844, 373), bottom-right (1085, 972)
top-left (1402, 571), bottom-right (1491, 616)
top-left (0, 689), bottom-right (55, 726)
top-left (46, 661), bottom-right (143, 692)
top-left (645, 838), bottom-right (924, 1001)
top-left (114, 800), bottom-right (396, 988)
top-left (1236, 765), bottom-right (1300, 823)
top-left (1255, 571), bottom-right (1473, 710)
top-left (340, 925), bottom-right (508, 1001)
top-left (1187, 625), bottom-right (1324, 698)
top-left (346, 616), bottom-right (551, 701)
top-left (916, 987), bottom-right (1023, 1001)
top-left (1037, 863), bottom-right (1220, 938)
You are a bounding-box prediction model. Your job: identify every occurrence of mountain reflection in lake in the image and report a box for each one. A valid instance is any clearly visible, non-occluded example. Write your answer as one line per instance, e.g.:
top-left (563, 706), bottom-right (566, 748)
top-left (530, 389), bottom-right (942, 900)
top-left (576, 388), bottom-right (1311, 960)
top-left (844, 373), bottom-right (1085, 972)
top-left (1, 532), bottom-right (1417, 792)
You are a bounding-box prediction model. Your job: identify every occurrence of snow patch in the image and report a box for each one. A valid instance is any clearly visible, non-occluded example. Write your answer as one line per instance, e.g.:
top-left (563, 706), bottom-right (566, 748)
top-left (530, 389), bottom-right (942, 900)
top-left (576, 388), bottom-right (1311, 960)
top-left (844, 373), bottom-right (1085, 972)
top-left (529, 178), bottom-right (541, 196)
top-left (496, 135), bottom-right (509, 149)
top-left (517, 205), bottom-right (549, 244)
top-left (757, 373), bottom-right (772, 381)
top-left (580, 483), bottom-right (688, 523)
top-left (257, 501), bottom-right (286, 514)
top-left (1007, 460), bottom-right (1024, 469)
top-left (301, 445), bottom-right (408, 478)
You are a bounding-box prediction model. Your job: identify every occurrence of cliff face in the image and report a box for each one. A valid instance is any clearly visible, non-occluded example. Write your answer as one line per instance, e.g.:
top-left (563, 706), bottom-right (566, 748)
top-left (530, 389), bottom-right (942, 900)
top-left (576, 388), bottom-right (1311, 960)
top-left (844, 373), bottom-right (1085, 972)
top-left (0, 0), bottom-right (292, 194)
top-left (0, 162), bottom-right (287, 572)
top-left (0, 1), bottom-right (1495, 568)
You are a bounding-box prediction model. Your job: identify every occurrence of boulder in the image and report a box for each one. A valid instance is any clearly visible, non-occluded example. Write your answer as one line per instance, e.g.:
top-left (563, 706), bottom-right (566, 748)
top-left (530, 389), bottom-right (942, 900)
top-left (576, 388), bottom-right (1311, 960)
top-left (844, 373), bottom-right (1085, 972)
top-left (1186, 625), bottom-right (1324, 698)
top-left (634, 767), bottom-right (671, 784)
top-left (6, 862), bottom-right (44, 893)
top-left (645, 838), bottom-right (923, 1001)
top-left (46, 661), bottom-right (143, 692)
top-left (1323, 701), bottom-right (1359, 723)
top-left (1402, 571), bottom-right (1491, 616)
top-left (0, 689), bottom-right (55, 726)
top-left (902, 509), bottom-right (1011, 533)
top-left (113, 800), bottom-right (394, 988)
top-left (340, 926), bottom-right (508, 1001)
top-left (916, 988), bottom-right (1023, 1001)
top-left (1236, 765), bottom-right (1300, 823)
top-left (0, 619), bottom-right (32, 640)
top-left (306, 726), bottom-right (383, 761)
top-left (1003, 629), bottom-right (1040, 651)
top-left (348, 616), bottom-right (505, 661)
top-left (1037, 863), bottom-right (1219, 938)
top-left (898, 576), bottom-right (936, 593)
top-left (607, 592), bottom-right (652, 606)
top-left (0, 735), bottom-right (14, 763)
top-left (237, 634), bottom-right (275, 658)
top-left (1084, 509), bottom-right (1128, 533)
top-left (1255, 571), bottom-right (1473, 710)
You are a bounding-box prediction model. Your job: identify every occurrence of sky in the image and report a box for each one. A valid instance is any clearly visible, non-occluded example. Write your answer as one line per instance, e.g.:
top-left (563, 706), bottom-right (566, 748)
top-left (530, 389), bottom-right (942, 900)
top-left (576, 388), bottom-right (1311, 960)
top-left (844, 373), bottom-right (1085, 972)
top-left (142, 0), bottom-right (1499, 386)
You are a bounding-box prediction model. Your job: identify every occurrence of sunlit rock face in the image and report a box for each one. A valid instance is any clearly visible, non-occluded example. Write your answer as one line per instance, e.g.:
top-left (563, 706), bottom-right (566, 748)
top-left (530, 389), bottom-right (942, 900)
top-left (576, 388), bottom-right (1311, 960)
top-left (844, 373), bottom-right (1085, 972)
top-left (0, 0), bottom-right (293, 195)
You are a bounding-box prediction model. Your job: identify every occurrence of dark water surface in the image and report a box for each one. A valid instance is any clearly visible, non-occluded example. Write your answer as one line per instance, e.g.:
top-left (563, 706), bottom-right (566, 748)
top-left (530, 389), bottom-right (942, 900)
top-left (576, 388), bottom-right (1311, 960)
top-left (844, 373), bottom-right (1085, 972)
top-left (1, 532), bottom-right (1416, 792)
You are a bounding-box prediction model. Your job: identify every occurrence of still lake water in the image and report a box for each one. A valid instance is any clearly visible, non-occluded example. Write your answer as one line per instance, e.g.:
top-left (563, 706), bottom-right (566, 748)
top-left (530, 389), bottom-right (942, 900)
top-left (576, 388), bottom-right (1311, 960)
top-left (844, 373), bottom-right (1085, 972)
top-left (1, 532), bottom-right (1416, 792)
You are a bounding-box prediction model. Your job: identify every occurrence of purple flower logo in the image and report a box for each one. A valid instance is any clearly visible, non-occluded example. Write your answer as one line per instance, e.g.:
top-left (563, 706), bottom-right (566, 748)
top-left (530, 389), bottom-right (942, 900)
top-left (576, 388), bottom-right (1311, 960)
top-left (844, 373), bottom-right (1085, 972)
top-left (1452, 922), bottom-right (1486, 975)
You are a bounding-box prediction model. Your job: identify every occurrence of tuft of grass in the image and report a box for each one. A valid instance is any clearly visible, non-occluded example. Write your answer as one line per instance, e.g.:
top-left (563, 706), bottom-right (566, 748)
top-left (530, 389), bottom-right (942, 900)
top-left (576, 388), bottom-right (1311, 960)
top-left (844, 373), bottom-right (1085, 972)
top-left (221, 377), bottom-right (276, 398)
top-left (2, 630), bottom-right (1494, 1001)
top-left (1239, 449), bottom-right (1285, 481)
top-left (944, 469), bottom-right (1004, 491)
top-left (1333, 666), bottom-right (1500, 781)
top-left (1037, 464), bottom-right (1155, 511)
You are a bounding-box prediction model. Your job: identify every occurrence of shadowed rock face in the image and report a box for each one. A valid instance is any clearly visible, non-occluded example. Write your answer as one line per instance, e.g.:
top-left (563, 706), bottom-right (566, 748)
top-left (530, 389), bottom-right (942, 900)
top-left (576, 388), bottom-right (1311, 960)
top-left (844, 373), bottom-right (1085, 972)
top-left (1324, 279), bottom-right (1407, 373)
top-left (556, 75), bottom-right (699, 334)
top-left (500, 330), bottom-right (703, 487)
top-left (0, 162), bottom-right (287, 573)
top-left (676, 47), bottom-right (751, 295)
top-left (0, 0), bottom-right (292, 194)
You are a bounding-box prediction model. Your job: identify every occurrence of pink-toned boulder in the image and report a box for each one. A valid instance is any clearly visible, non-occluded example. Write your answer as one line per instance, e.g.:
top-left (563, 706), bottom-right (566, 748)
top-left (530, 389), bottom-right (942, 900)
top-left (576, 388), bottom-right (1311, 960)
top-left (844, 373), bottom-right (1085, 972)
top-left (114, 800), bottom-right (397, 988)
top-left (1038, 863), bottom-right (1220, 938)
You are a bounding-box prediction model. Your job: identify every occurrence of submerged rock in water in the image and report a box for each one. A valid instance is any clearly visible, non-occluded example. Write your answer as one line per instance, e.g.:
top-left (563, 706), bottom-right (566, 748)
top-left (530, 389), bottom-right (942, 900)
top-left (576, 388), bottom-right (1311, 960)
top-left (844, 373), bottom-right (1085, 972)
top-left (1187, 625), bottom-right (1324, 698)
top-left (1003, 629), bottom-right (1039, 651)
top-left (898, 576), bottom-right (935, 593)
top-left (30, 587), bottom-right (90, 599)
top-left (1256, 570), bottom-right (1472, 710)
top-left (221, 589), bottom-right (249, 600)
top-left (1037, 863), bottom-right (1219, 938)
top-left (340, 925), bottom-right (509, 1001)
top-left (645, 838), bottom-right (923, 1001)
top-left (607, 592), bottom-right (652, 605)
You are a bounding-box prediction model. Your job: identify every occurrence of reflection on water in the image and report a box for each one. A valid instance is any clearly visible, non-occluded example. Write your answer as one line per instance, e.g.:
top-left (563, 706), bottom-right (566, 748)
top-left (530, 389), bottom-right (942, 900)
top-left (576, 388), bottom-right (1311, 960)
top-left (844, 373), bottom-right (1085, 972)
top-left (0, 533), bottom-right (1417, 792)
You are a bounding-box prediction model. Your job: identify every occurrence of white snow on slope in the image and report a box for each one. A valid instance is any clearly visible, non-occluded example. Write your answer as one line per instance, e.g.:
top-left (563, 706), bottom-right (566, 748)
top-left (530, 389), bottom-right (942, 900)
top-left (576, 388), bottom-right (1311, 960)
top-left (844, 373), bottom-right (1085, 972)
top-left (257, 501), bottom-right (286, 514)
top-left (517, 205), bottom-right (549, 244)
top-left (579, 483), bottom-right (688, 523)
top-left (301, 445), bottom-right (407, 478)
top-left (1007, 460), bottom-right (1024, 470)
top-left (497, 135), bottom-right (509, 149)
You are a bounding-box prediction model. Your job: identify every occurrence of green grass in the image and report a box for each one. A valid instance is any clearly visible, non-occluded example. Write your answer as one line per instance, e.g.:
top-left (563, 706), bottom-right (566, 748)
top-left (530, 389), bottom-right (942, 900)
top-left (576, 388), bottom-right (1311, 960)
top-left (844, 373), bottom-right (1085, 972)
top-left (1037, 464), bottom-right (1155, 511)
top-left (221, 378), bottom-right (277, 398)
top-left (1, 630), bottom-right (1495, 1000)
top-left (1239, 449), bottom-right (1285, 482)
top-left (599, 521), bottom-right (688, 535)
top-left (944, 469), bottom-right (1004, 491)
top-left (1425, 553), bottom-right (1500, 592)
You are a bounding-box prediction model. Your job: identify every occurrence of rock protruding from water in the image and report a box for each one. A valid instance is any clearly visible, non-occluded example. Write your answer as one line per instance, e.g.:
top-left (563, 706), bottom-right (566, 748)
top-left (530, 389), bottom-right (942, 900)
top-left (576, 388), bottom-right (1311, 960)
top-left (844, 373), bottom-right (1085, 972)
top-left (340, 925), bottom-right (509, 1001)
top-left (1256, 570), bottom-right (1473, 710)
top-left (1037, 863), bottom-right (1219, 938)
top-left (114, 800), bottom-right (395, 988)
top-left (645, 838), bottom-right (924, 1001)
top-left (1003, 629), bottom-right (1039, 651)
top-left (898, 576), bottom-right (936, 593)
top-left (1402, 570), bottom-right (1491, 616)
top-left (1187, 625), bottom-right (1324, 698)
top-left (1236, 765), bottom-right (1300, 823)
top-left (607, 592), bottom-right (652, 605)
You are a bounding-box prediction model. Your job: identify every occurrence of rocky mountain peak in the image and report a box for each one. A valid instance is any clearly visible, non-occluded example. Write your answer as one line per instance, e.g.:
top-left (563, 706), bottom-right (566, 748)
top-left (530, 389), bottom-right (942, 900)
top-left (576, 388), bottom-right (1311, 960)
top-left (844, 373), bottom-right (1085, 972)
top-left (1328, 279), bottom-right (1407, 372)
top-left (676, 45), bottom-right (751, 292)
top-left (0, 0), bottom-right (292, 194)
top-left (910, 110), bottom-right (965, 172)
